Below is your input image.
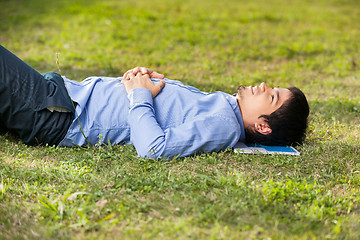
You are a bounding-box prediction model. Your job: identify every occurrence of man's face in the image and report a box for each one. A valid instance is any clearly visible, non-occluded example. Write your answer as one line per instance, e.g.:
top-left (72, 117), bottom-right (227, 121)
top-left (236, 82), bottom-right (292, 129)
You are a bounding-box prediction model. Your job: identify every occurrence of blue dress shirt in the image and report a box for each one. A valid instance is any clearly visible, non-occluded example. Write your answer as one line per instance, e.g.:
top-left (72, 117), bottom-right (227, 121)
top-left (59, 76), bottom-right (245, 159)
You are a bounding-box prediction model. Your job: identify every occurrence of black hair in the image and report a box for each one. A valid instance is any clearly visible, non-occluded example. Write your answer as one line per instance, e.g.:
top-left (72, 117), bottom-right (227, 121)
top-left (245, 87), bottom-right (309, 146)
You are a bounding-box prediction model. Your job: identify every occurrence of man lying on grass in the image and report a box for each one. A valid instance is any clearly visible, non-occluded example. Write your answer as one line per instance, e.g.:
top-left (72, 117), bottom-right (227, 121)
top-left (0, 45), bottom-right (309, 159)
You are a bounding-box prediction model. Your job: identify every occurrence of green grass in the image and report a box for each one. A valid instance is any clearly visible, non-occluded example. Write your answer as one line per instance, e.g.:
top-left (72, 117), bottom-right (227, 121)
top-left (1, 0), bottom-right (359, 239)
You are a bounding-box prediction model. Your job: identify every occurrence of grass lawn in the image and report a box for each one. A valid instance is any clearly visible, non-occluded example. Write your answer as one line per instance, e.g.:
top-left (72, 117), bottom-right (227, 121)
top-left (1, 0), bottom-right (359, 239)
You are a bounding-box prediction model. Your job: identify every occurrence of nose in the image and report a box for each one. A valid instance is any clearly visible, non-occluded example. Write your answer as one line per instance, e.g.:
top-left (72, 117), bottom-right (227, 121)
top-left (260, 82), bottom-right (269, 91)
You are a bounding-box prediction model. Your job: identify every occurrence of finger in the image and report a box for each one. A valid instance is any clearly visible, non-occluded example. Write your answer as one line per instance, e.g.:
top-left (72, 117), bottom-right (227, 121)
top-left (125, 68), bottom-right (136, 78)
top-left (150, 71), bottom-right (165, 79)
top-left (142, 73), bottom-right (150, 79)
top-left (132, 67), bottom-right (141, 75)
top-left (140, 67), bottom-right (150, 75)
top-left (122, 71), bottom-right (130, 81)
top-left (132, 67), bottom-right (140, 72)
top-left (151, 80), bottom-right (166, 98)
top-left (136, 72), bottom-right (142, 77)
top-left (122, 73), bottom-right (130, 83)
top-left (127, 72), bottom-right (135, 79)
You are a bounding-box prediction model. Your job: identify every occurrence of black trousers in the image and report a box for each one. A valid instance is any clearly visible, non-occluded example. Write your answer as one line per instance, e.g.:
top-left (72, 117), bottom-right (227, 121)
top-left (0, 45), bottom-right (74, 146)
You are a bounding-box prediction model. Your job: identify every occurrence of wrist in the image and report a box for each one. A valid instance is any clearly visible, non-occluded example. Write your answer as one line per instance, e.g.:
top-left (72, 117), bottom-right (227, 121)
top-left (127, 88), bottom-right (153, 107)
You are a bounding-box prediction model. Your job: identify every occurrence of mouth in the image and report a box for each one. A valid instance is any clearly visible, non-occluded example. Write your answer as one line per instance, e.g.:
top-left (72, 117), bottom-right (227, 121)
top-left (237, 85), bottom-right (256, 96)
top-left (250, 86), bottom-right (254, 95)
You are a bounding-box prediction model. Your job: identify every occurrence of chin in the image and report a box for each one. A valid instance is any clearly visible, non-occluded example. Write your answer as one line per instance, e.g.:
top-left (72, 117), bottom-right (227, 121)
top-left (237, 86), bottom-right (246, 97)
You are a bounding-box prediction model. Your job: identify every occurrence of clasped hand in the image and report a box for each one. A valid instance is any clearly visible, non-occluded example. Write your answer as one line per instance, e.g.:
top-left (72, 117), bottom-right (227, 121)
top-left (122, 67), bottom-right (165, 98)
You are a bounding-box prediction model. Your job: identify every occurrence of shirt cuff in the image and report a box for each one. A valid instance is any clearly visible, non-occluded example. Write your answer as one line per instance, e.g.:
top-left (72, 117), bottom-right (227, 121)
top-left (127, 88), bottom-right (153, 108)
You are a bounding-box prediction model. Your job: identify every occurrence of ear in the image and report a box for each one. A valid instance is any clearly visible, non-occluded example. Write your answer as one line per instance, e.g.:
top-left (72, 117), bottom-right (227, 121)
top-left (254, 122), bottom-right (272, 135)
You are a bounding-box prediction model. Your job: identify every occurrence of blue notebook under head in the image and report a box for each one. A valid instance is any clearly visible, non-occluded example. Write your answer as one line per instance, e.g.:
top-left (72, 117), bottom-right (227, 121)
top-left (234, 142), bottom-right (300, 155)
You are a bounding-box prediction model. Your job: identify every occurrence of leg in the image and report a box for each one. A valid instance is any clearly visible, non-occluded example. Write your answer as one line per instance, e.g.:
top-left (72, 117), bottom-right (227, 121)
top-left (0, 45), bottom-right (73, 145)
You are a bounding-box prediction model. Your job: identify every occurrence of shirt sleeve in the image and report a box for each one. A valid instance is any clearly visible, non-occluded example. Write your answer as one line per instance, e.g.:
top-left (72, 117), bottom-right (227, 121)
top-left (127, 88), bottom-right (240, 159)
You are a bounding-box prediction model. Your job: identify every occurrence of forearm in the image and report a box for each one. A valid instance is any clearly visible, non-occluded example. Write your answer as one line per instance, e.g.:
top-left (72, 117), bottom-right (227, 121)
top-left (127, 88), bottom-right (166, 158)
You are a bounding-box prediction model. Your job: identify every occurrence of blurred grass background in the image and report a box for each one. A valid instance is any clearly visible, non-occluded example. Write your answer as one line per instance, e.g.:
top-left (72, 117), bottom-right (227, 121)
top-left (0, 0), bottom-right (359, 239)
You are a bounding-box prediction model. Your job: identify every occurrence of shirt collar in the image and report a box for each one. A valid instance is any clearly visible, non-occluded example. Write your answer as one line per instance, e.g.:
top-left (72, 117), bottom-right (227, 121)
top-left (224, 93), bottom-right (246, 141)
